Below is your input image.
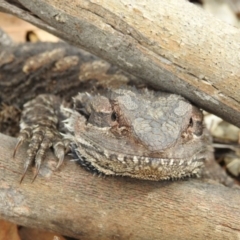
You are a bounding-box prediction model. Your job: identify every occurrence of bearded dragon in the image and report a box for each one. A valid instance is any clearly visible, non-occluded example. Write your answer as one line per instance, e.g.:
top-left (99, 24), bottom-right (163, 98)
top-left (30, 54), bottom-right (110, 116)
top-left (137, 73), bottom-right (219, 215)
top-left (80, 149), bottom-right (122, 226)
top-left (0, 41), bottom-right (214, 183)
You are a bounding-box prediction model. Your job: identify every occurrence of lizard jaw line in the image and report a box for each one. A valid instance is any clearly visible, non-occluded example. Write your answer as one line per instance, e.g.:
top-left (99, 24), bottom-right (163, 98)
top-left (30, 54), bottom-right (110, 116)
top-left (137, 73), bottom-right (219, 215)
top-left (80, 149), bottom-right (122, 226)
top-left (69, 133), bottom-right (206, 180)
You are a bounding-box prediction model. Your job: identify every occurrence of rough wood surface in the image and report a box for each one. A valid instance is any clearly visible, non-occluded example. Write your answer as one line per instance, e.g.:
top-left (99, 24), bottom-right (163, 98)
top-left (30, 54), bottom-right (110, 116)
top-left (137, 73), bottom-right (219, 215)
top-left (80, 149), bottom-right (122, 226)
top-left (1, 0), bottom-right (240, 127)
top-left (0, 133), bottom-right (240, 239)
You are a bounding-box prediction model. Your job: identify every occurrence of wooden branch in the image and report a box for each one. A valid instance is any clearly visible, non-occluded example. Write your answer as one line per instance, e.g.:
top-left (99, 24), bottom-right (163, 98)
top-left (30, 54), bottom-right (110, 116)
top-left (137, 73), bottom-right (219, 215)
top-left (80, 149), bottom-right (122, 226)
top-left (0, 132), bottom-right (240, 239)
top-left (1, 0), bottom-right (240, 127)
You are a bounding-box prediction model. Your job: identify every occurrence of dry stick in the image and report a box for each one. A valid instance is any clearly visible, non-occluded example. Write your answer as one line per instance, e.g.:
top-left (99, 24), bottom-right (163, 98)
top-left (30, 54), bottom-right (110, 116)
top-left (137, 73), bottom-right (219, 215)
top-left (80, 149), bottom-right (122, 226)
top-left (1, 0), bottom-right (240, 127)
top-left (0, 133), bottom-right (240, 239)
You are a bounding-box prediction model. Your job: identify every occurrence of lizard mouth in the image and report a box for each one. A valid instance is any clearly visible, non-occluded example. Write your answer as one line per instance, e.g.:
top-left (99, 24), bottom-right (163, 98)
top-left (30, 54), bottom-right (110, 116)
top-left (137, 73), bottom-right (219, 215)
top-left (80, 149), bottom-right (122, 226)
top-left (71, 140), bottom-right (207, 180)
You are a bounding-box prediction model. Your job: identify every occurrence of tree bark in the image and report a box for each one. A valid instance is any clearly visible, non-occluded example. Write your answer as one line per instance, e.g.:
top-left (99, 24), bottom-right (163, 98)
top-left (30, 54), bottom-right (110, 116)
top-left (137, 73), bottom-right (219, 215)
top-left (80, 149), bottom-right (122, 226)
top-left (1, 0), bottom-right (240, 127)
top-left (0, 133), bottom-right (240, 239)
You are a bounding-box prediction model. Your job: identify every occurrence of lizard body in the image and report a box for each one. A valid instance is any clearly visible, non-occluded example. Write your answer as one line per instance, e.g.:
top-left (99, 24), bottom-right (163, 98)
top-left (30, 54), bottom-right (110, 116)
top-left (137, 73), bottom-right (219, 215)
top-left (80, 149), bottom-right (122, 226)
top-left (0, 42), bottom-right (210, 181)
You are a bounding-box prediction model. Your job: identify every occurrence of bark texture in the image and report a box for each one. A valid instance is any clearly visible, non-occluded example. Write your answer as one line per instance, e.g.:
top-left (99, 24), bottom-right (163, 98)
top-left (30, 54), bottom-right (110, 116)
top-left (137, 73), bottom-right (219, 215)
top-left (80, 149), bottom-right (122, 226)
top-left (0, 0), bottom-right (240, 127)
top-left (0, 133), bottom-right (240, 240)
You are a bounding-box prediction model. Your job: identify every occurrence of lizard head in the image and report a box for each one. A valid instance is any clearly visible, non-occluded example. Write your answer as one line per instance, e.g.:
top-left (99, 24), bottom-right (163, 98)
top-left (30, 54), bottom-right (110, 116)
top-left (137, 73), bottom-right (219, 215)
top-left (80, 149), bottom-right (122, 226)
top-left (65, 88), bottom-right (210, 181)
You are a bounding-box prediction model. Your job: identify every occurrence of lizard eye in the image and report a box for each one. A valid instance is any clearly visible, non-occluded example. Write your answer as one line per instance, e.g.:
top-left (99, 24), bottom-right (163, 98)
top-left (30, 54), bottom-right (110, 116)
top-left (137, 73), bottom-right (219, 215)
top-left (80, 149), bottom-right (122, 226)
top-left (189, 117), bottom-right (193, 127)
top-left (111, 111), bottom-right (117, 121)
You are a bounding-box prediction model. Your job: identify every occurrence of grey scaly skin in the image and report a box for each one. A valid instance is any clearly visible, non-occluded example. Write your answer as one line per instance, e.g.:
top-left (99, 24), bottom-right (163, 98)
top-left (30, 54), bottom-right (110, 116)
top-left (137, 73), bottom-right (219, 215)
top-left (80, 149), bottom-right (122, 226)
top-left (14, 87), bottom-right (210, 182)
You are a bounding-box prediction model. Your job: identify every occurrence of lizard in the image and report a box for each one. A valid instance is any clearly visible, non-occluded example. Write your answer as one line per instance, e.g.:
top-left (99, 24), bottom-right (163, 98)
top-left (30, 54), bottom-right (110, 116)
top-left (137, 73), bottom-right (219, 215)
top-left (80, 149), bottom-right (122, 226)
top-left (0, 41), bottom-right (233, 185)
